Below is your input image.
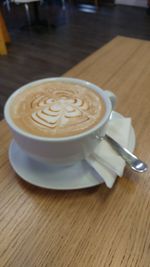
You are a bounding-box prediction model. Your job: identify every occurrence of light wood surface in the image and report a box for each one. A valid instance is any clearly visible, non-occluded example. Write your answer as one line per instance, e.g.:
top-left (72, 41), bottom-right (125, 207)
top-left (0, 36), bottom-right (150, 267)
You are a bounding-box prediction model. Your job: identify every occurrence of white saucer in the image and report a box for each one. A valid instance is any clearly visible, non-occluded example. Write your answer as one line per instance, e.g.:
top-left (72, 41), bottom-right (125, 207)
top-left (9, 112), bottom-right (136, 190)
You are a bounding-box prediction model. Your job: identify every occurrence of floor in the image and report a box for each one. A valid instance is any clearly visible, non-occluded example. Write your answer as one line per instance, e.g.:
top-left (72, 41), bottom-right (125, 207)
top-left (0, 3), bottom-right (150, 119)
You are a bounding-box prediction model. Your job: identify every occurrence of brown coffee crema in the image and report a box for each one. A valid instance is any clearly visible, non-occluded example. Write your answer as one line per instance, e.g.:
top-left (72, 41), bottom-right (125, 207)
top-left (10, 81), bottom-right (106, 138)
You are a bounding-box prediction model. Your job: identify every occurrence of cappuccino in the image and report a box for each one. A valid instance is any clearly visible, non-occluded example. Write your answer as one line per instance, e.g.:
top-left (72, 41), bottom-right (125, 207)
top-left (9, 81), bottom-right (106, 138)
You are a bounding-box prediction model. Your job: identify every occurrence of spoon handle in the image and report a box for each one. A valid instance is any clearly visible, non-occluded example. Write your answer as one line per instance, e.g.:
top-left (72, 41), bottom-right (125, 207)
top-left (105, 135), bottom-right (148, 173)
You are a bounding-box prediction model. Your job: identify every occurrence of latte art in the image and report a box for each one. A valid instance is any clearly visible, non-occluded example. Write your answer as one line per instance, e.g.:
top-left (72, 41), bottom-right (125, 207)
top-left (31, 95), bottom-right (92, 129)
top-left (10, 81), bottom-right (106, 137)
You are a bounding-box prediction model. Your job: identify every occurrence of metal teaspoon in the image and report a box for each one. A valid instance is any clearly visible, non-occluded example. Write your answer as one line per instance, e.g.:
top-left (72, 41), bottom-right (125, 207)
top-left (104, 135), bottom-right (148, 173)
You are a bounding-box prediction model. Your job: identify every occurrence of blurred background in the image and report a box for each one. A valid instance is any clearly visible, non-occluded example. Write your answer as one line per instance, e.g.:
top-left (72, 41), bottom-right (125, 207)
top-left (0, 0), bottom-right (150, 119)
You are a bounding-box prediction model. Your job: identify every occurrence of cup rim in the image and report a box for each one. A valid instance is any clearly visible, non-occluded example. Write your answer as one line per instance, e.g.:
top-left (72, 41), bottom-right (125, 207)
top-left (4, 77), bottom-right (112, 142)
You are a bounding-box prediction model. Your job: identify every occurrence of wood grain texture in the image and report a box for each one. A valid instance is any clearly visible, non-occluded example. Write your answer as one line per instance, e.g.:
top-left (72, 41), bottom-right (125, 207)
top-left (0, 36), bottom-right (150, 267)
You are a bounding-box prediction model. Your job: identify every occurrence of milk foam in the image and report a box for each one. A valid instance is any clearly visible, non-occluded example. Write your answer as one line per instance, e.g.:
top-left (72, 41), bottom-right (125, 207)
top-left (31, 96), bottom-right (91, 128)
top-left (10, 81), bottom-right (106, 137)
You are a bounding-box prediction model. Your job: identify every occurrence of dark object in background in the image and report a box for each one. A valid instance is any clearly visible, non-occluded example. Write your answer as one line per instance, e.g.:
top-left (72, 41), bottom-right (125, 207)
top-left (147, 7), bottom-right (150, 15)
top-left (45, 0), bottom-right (62, 6)
top-left (101, 0), bottom-right (114, 5)
top-left (147, 0), bottom-right (150, 15)
top-left (43, 0), bottom-right (65, 27)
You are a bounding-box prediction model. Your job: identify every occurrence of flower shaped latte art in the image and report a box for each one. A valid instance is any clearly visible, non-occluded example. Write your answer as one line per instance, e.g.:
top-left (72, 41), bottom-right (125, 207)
top-left (31, 94), bottom-right (91, 129)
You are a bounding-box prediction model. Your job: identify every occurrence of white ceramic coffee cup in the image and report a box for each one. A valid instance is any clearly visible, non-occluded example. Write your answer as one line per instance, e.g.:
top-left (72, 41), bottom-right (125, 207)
top-left (4, 77), bottom-right (116, 166)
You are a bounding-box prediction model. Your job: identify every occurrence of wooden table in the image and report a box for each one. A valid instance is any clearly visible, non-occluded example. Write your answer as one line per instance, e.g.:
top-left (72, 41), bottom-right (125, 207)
top-left (0, 36), bottom-right (150, 267)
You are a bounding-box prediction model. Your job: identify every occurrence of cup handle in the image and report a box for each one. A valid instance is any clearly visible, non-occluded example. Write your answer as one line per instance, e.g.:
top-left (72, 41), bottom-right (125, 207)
top-left (105, 90), bottom-right (116, 109)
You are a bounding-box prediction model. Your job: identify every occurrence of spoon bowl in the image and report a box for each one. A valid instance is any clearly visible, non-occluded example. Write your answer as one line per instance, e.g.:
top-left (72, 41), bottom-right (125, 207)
top-left (105, 135), bottom-right (148, 173)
